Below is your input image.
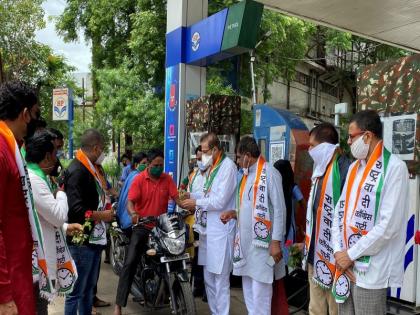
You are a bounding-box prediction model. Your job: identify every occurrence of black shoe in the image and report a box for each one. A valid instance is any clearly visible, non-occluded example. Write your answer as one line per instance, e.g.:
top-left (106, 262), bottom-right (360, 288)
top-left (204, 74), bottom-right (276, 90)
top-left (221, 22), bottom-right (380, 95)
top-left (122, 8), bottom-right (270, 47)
top-left (193, 288), bottom-right (204, 297)
top-left (202, 291), bottom-right (207, 303)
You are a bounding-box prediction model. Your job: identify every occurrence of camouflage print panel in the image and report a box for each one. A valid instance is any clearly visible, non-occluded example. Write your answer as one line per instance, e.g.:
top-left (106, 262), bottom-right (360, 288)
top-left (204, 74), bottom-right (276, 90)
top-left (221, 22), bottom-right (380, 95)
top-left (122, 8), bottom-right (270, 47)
top-left (186, 95), bottom-right (241, 135)
top-left (357, 54), bottom-right (420, 174)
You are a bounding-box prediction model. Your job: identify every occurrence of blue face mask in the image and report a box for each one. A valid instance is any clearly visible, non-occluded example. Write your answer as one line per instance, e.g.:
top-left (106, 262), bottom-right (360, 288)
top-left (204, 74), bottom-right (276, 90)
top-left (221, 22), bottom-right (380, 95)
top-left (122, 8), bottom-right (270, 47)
top-left (56, 150), bottom-right (64, 159)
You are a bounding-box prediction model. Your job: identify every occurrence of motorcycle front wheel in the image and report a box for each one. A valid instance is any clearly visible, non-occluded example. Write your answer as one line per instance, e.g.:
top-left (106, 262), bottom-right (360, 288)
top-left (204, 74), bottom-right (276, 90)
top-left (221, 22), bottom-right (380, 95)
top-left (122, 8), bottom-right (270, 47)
top-left (110, 234), bottom-right (126, 276)
top-left (172, 280), bottom-right (196, 315)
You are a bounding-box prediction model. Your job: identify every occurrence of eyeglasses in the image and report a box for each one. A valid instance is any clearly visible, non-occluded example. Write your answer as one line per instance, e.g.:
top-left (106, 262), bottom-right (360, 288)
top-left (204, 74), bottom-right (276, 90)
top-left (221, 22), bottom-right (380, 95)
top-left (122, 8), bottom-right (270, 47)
top-left (348, 131), bottom-right (366, 142)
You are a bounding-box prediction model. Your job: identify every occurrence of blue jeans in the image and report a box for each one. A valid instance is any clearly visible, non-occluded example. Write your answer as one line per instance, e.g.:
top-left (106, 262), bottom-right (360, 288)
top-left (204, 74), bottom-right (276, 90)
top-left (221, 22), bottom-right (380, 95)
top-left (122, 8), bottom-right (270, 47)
top-left (65, 246), bottom-right (102, 315)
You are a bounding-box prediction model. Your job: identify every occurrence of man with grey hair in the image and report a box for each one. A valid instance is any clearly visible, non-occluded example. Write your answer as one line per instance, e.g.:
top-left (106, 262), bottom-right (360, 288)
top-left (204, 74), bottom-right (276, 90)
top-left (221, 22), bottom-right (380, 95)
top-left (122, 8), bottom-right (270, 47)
top-left (221, 136), bottom-right (286, 315)
top-left (181, 132), bottom-right (237, 315)
top-left (64, 129), bottom-right (114, 315)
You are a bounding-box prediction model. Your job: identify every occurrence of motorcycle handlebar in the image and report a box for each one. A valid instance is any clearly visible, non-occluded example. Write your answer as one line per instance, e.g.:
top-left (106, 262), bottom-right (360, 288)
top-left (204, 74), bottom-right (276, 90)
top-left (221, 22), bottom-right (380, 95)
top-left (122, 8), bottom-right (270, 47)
top-left (133, 216), bottom-right (157, 227)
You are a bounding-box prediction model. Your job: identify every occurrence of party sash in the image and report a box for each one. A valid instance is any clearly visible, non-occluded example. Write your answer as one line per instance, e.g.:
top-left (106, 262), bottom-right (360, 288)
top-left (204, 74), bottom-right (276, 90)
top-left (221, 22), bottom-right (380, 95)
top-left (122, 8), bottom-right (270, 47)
top-left (189, 169), bottom-right (206, 234)
top-left (0, 121), bottom-right (53, 300)
top-left (303, 154), bottom-right (341, 289)
top-left (75, 149), bottom-right (107, 246)
top-left (233, 157), bottom-right (270, 268)
top-left (332, 142), bottom-right (390, 303)
top-left (27, 163), bottom-right (78, 296)
top-left (194, 153), bottom-right (226, 233)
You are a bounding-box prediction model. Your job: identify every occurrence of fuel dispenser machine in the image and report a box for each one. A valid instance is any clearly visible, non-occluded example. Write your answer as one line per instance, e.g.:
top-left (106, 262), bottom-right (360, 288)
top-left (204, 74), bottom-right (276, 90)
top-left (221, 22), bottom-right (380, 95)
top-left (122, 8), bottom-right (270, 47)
top-left (253, 104), bottom-right (312, 242)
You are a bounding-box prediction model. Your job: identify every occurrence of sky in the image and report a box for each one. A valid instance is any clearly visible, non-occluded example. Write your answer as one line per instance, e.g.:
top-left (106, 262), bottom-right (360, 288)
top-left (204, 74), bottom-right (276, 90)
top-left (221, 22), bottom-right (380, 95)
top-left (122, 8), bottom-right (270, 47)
top-left (35, 0), bottom-right (91, 73)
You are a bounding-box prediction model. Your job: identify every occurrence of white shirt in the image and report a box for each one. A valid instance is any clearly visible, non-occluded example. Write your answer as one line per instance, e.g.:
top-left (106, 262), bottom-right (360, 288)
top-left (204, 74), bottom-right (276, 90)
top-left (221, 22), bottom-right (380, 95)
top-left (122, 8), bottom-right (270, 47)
top-left (194, 156), bottom-right (237, 274)
top-left (29, 170), bottom-right (69, 279)
top-left (332, 154), bottom-right (409, 289)
top-left (233, 161), bottom-right (287, 283)
top-left (189, 168), bottom-right (207, 195)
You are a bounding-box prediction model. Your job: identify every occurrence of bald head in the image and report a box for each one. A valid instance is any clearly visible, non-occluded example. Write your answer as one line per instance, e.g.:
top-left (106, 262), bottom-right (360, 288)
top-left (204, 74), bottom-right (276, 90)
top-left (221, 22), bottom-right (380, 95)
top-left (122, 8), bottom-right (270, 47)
top-left (200, 132), bottom-right (220, 150)
top-left (80, 129), bottom-right (104, 152)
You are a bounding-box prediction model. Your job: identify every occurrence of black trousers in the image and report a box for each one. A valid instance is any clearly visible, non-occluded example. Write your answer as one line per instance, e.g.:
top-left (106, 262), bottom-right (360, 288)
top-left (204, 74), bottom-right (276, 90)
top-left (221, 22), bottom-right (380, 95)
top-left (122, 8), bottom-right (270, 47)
top-left (115, 226), bottom-right (149, 307)
top-left (192, 232), bottom-right (204, 291)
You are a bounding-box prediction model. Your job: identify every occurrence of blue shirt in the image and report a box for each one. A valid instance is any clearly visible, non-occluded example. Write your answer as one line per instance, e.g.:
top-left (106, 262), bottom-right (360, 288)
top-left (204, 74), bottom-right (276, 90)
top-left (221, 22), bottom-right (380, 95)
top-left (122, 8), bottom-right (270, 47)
top-left (117, 169), bottom-right (139, 229)
top-left (120, 164), bottom-right (132, 182)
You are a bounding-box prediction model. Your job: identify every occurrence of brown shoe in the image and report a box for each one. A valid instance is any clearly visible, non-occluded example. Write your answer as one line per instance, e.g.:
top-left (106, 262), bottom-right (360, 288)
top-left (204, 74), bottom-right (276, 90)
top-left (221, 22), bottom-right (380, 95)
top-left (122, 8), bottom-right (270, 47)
top-left (93, 297), bottom-right (111, 307)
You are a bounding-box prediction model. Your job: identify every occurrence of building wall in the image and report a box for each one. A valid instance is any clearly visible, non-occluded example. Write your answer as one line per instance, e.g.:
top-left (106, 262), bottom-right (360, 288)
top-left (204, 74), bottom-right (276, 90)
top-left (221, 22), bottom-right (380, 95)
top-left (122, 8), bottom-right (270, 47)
top-left (259, 62), bottom-right (353, 124)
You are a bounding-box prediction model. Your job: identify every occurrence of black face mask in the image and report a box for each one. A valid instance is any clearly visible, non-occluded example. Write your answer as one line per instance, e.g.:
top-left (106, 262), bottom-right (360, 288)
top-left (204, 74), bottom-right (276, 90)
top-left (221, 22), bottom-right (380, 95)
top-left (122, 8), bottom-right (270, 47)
top-left (25, 117), bottom-right (38, 139)
top-left (50, 159), bottom-right (62, 177)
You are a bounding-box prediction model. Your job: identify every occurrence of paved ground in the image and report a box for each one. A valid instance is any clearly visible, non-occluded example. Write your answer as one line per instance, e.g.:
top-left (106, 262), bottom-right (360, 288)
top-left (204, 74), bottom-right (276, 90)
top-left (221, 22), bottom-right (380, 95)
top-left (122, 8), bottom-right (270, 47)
top-left (49, 258), bottom-right (248, 315)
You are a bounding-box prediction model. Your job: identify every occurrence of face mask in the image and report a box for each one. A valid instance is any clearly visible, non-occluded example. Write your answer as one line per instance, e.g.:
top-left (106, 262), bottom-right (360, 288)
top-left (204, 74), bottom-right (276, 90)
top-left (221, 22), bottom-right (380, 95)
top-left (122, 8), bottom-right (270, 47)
top-left (95, 151), bottom-right (105, 165)
top-left (26, 117), bottom-right (38, 139)
top-left (197, 160), bottom-right (209, 172)
top-left (201, 153), bottom-right (213, 169)
top-left (150, 166), bottom-right (164, 177)
top-left (351, 134), bottom-right (369, 160)
top-left (309, 142), bottom-right (337, 179)
top-left (137, 164), bottom-right (147, 172)
top-left (49, 159), bottom-right (62, 177)
top-left (56, 150), bottom-right (64, 159)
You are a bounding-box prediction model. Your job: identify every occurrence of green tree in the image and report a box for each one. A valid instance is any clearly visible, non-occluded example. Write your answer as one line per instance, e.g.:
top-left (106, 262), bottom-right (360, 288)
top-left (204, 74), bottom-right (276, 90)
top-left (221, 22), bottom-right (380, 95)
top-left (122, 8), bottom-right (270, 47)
top-left (0, 0), bottom-right (77, 129)
top-left (95, 65), bottom-right (164, 151)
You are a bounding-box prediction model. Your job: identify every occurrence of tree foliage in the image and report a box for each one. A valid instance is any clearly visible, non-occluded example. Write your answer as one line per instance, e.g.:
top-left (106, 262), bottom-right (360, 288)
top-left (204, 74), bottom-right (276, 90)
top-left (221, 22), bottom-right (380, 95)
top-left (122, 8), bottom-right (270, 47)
top-left (0, 0), bottom-right (76, 133)
top-left (95, 66), bottom-right (164, 151)
top-left (56, 0), bottom-right (411, 150)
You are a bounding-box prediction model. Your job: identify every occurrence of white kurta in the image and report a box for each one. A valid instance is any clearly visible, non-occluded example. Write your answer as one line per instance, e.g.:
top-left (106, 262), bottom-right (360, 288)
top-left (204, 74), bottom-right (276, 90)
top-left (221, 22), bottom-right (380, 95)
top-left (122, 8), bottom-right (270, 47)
top-left (195, 157), bottom-right (237, 275)
top-left (233, 162), bottom-right (287, 284)
top-left (29, 170), bottom-right (69, 279)
top-left (332, 153), bottom-right (409, 289)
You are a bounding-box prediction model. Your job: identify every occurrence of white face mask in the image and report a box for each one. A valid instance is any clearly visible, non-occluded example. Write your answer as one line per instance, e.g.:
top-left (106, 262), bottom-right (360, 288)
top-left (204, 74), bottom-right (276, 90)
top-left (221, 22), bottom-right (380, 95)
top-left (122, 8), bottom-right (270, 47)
top-left (309, 142), bottom-right (338, 179)
top-left (351, 134), bottom-right (369, 160)
top-left (95, 151), bottom-right (106, 165)
top-left (197, 160), bottom-right (209, 172)
top-left (201, 153), bottom-right (213, 169)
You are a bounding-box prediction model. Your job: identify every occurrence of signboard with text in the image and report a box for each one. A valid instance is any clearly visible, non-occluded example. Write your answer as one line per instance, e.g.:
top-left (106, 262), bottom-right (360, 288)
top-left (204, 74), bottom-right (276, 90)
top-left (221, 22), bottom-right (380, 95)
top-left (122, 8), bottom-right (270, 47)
top-left (52, 88), bottom-right (69, 121)
top-left (164, 65), bottom-right (180, 182)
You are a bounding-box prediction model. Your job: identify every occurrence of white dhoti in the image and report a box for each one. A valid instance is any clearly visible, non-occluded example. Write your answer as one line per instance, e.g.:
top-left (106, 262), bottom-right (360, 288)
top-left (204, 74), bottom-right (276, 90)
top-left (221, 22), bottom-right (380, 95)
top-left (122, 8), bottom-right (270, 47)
top-left (242, 276), bottom-right (273, 315)
top-left (204, 267), bottom-right (230, 315)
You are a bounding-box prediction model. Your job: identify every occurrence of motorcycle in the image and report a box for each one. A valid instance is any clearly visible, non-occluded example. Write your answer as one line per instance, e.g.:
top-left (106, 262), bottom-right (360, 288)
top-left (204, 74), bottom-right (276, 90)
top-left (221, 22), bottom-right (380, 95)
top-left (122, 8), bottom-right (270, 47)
top-left (109, 219), bottom-right (129, 276)
top-left (128, 212), bottom-right (196, 315)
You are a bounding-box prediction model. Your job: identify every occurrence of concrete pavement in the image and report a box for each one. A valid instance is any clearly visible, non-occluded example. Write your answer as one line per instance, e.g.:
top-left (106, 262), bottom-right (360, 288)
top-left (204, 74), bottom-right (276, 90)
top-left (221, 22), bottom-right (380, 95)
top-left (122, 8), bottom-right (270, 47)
top-left (49, 258), bottom-right (248, 315)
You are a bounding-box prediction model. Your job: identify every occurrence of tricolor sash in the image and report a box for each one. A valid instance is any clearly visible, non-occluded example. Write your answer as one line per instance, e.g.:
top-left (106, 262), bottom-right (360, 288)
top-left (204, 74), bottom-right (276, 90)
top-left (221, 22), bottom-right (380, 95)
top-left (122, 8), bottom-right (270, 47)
top-left (233, 157), bottom-right (271, 268)
top-left (303, 153), bottom-right (341, 289)
top-left (75, 149), bottom-right (107, 246)
top-left (332, 142), bottom-right (390, 303)
top-left (0, 121), bottom-right (53, 300)
top-left (27, 163), bottom-right (78, 296)
top-left (194, 153), bottom-right (225, 234)
top-left (188, 169), bottom-right (205, 234)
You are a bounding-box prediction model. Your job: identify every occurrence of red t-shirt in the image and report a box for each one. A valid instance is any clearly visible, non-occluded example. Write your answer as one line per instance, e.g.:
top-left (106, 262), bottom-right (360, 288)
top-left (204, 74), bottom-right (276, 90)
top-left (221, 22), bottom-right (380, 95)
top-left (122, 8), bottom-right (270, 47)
top-left (128, 171), bottom-right (178, 218)
top-left (0, 135), bottom-right (35, 314)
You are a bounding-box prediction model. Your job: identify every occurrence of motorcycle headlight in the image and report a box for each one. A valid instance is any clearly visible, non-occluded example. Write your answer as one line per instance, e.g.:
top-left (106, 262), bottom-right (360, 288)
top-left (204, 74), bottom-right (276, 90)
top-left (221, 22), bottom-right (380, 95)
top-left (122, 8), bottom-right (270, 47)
top-left (162, 234), bottom-right (185, 256)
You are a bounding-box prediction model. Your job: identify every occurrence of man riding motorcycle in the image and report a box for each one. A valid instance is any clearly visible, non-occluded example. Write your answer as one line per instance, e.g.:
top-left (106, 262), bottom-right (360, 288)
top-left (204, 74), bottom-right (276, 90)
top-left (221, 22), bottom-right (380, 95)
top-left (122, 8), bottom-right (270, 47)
top-left (114, 149), bottom-right (182, 315)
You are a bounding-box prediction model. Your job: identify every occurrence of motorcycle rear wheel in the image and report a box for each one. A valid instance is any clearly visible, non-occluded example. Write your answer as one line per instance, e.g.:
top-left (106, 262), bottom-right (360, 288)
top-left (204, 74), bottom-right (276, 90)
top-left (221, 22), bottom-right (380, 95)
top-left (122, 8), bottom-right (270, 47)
top-left (172, 281), bottom-right (196, 315)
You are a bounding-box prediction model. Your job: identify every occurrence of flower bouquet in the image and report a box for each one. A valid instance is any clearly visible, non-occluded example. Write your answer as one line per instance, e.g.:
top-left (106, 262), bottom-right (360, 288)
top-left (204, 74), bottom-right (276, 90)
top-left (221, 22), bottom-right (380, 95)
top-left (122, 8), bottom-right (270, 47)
top-left (285, 240), bottom-right (303, 269)
top-left (71, 210), bottom-right (94, 245)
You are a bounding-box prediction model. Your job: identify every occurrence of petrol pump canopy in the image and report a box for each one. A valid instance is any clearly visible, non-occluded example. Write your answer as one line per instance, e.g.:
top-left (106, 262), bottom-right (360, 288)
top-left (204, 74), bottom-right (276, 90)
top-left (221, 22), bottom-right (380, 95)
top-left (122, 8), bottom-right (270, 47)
top-left (259, 0), bottom-right (420, 53)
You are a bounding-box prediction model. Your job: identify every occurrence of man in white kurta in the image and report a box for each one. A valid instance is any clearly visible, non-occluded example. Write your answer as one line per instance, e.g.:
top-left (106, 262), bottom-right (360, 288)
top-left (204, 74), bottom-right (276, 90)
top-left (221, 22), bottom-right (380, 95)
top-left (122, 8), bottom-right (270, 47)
top-left (181, 133), bottom-right (237, 315)
top-left (331, 110), bottom-right (409, 315)
top-left (221, 136), bottom-right (286, 315)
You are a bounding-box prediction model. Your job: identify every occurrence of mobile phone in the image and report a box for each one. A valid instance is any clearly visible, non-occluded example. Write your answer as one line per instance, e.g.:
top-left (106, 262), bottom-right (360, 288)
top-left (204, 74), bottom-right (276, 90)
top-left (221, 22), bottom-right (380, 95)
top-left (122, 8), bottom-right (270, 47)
top-left (266, 256), bottom-right (276, 267)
